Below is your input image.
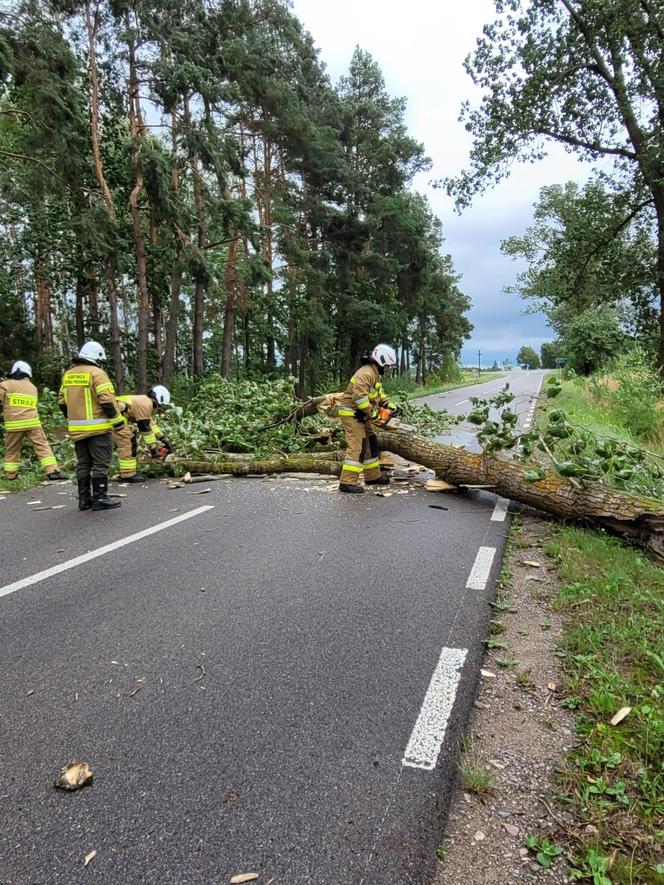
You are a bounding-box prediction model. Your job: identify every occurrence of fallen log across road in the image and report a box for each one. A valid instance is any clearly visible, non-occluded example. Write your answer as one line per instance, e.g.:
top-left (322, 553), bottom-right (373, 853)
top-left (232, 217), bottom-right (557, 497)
top-left (167, 430), bottom-right (664, 562)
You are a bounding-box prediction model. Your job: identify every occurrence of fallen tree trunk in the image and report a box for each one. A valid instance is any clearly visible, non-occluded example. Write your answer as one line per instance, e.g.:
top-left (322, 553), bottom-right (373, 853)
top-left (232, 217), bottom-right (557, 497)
top-left (170, 455), bottom-right (343, 477)
top-left (376, 431), bottom-right (664, 561)
top-left (166, 432), bottom-right (664, 561)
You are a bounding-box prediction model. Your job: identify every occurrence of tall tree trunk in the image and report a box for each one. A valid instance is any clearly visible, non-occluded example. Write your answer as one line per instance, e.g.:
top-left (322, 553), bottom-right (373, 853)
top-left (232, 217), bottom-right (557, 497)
top-left (106, 269), bottom-right (124, 392)
top-left (162, 106), bottom-right (181, 386)
top-left (34, 259), bottom-right (53, 349)
top-left (183, 93), bottom-right (207, 378)
top-left (149, 208), bottom-right (163, 379)
top-left (126, 11), bottom-right (150, 392)
top-left (654, 192), bottom-right (664, 380)
top-left (162, 250), bottom-right (183, 385)
top-left (75, 273), bottom-right (85, 347)
top-left (220, 234), bottom-right (239, 378)
top-left (84, 0), bottom-right (123, 384)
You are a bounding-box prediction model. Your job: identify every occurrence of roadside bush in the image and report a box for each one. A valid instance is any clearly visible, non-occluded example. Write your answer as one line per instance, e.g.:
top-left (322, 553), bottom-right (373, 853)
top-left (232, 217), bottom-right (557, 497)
top-left (598, 349), bottom-right (663, 441)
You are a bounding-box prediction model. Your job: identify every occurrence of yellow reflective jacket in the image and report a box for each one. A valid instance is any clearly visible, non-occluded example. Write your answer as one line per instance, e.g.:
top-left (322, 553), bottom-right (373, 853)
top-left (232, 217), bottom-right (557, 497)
top-left (0, 378), bottom-right (42, 431)
top-left (117, 394), bottom-right (161, 445)
top-left (58, 363), bottom-right (124, 440)
top-left (337, 363), bottom-right (392, 418)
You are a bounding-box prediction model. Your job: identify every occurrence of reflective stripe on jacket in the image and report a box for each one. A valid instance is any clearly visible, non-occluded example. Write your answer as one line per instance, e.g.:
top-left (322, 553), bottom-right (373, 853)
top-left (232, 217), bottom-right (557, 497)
top-left (0, 378), bottom-right (42, 431)
top-left (58, 363), bottom-right (123, 440)
top-left (337, 363), bottom-right (392, 416)
top-left (117, 394), bottom-right (160, 445)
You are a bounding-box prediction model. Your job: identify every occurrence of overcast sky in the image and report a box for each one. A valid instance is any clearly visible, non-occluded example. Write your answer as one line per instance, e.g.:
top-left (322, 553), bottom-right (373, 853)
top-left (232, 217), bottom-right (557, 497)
top-left (291, 0), bottom-right (592, 366)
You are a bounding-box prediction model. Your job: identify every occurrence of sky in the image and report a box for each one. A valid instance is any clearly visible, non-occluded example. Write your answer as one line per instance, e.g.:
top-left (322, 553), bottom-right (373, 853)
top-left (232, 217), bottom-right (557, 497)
top-left (290, 0), bottom-right (592, 366)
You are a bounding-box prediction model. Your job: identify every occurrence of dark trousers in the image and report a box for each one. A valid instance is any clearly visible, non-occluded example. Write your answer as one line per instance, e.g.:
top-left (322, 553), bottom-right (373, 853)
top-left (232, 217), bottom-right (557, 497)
top-left (75, 433), bottom-right (113, 481)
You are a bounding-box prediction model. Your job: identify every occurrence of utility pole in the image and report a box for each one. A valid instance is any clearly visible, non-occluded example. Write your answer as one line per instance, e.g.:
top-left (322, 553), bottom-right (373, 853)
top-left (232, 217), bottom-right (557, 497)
top-left (477, 349), bottom-right (482, 378)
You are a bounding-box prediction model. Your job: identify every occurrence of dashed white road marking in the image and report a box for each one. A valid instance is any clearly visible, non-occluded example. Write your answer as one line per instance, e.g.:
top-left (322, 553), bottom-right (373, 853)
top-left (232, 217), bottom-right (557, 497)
top-left (491, 498), bottom-right (509, 522)
top-left (466, 546), bottom-right (496, 590)
top-left (0, 505), bottom-right (215, 600)
top-left (455, 400), bottom-right (469, 406)
top-left (402, 646), bottom-right (468, 770)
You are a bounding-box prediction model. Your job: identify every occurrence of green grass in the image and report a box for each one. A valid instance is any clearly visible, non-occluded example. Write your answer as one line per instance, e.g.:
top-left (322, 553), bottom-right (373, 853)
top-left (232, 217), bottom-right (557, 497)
top-left (406, 371), bottom-right (506, 400)
top-left (545, 525), bottom-right (664, 883)
top-left (0, 468), bottom-right (45, 494)
top-left (540, 377), bottom-right (664, 455)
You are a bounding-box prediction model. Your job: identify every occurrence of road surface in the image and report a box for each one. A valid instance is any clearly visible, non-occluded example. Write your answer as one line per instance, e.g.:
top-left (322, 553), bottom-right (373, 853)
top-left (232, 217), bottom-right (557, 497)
top-left (0, 371), bottom-right (545, 884)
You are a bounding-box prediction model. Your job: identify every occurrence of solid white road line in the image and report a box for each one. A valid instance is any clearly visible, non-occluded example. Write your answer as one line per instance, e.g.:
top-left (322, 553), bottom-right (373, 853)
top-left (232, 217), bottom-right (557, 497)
top-left (0, 505), bottom-right (215, 600)
top-left (402, 646), bottom-right (468, 770)
top-left (491, 498), bottom-right (509, 522)
top-left (466, 546), bottom-right (496, 590)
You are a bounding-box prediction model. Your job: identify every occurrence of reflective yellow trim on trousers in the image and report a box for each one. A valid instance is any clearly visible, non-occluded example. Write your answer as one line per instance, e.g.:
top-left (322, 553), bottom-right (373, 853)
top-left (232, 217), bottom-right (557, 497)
top-left (3, 461), bottom-right (20, 471)
top-left (5, 418), bottom-right (42, 430)
top-left (40, 456), bottom-right (57, 467)
top-left (143, 433), bottom-right (157, 445)
top-left (119, 459), bottom-right (137, 473)
top-left (342, 462), bottom-right (363, 473)
top-left (362, 458), bottom-right (380, 470)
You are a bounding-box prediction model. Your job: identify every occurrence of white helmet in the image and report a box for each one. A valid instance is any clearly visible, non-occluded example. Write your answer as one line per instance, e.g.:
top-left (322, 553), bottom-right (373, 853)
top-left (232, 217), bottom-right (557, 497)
top-left (11, 360), bottom-right (32, 378)
top-left (149, 384), bottom-right (171, 407)
top-left (77, 341), bottom-right (107, 364)
top-left (371, 343), bottom-right (397, 368)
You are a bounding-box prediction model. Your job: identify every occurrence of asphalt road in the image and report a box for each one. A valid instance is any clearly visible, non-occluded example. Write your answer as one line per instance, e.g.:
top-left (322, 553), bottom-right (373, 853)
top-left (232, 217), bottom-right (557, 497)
top-left (414, 369), bottom-right (547, 451)
top-left (0, 371), bottom-right (545, 884)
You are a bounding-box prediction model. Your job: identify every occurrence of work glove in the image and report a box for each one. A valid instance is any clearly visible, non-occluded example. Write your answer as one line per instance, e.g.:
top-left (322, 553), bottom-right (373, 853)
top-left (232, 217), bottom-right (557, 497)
top-left (354, 409), bottom-right (369, 423)
top-left (149, 445), bottom-right (161, 459)
top-left (159, 438), bottom-right (173, 454)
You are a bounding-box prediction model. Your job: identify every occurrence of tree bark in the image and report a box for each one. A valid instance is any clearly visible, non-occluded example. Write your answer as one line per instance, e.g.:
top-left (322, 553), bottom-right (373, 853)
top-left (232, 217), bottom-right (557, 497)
top-left (165, 429), bottom-right (664, 561)
top-left (126, 10), bottom-right (150, 392)
top-left (84, 1), bottom-right (123, 385)
top-left (184, 92), bottom-right (207, 378)
top-left (162, 249), bottom-right (182, 385)
top-left (220, 234), bottom-right (239, 378)
top-left (377, 432), bottom-right (664, 561)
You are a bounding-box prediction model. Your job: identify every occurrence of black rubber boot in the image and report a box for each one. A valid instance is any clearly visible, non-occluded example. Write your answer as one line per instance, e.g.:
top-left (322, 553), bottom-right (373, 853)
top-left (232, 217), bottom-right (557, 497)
top-left (124, 474), bottom-right (148, 484)
top-left (78, 477), bottom-right (92, 511)
top-left (338, 483), bottom-right (365, 494)
top-left (46, 471), bottom-right (67, 481)
top-left (365, 474), bottom-right (390, 486)
top-left (91, 477), bottom-right (121, 510)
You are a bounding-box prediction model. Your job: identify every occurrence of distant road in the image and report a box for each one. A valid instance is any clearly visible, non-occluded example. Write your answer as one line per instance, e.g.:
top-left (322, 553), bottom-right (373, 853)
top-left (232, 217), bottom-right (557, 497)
top-left (415, 369), bottom-right (547, 451)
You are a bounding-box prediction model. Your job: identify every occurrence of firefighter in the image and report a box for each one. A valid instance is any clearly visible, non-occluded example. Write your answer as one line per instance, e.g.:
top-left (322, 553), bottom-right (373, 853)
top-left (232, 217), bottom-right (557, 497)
top-left (336, 343), bottom-right (398, 493)
top-left (113, 385), bottom-right (173, 482)
top-left (58, 341), bottom-right (125, 511)
top-left (0, 361), bottom-right (66, 481)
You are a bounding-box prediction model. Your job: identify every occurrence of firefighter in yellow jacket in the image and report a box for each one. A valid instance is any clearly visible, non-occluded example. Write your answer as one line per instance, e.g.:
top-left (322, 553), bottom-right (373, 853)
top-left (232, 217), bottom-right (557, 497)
top-left (337, 344), bottom-right (398, 493)
top-left (1, 361), bottom-right (66, 481)
top-left (58, 341), bottom-right (125, 511)
top-left (113, 385), bottom-right (173, 482)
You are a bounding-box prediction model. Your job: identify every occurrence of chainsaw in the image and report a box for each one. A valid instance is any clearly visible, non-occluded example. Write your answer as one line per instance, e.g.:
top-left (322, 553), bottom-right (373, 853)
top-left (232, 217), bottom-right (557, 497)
top-left (369, 406), bottom-right (417, 433)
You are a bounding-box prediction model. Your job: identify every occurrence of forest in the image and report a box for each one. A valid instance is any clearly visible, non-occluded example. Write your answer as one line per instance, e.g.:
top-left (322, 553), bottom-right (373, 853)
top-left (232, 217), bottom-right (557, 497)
top-left (0, 0), bottom-right (472, 395)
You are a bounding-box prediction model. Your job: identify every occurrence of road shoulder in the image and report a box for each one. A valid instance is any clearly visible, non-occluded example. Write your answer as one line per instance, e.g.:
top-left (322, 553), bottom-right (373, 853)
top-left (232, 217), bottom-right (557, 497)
top-left (435, 512), bottom-right (575, 884)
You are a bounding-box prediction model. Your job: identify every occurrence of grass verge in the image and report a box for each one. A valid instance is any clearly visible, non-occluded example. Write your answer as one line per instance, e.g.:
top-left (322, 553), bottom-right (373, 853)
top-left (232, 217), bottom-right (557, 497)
top-left (0, 469), bottom-right (45, 494)
top-left (385, 371), bottom-right (507, 401)
top-left (544, 525), bottom-right (663, 883)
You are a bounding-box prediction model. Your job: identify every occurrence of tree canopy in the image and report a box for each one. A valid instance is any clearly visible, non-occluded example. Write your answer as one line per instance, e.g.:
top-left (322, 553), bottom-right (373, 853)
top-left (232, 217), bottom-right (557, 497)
top-left (451, 0), bottom-right (664, 372)
top-left (0, 1), bottom-right (471, 393)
